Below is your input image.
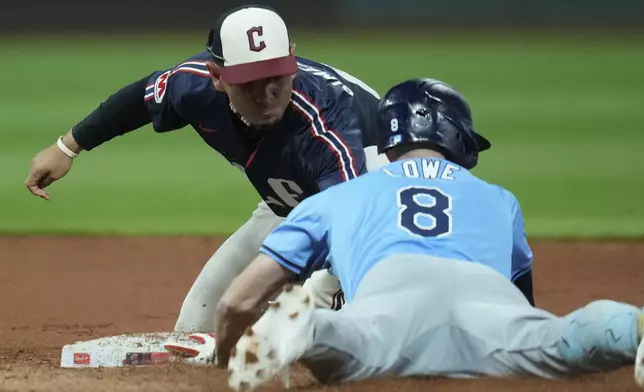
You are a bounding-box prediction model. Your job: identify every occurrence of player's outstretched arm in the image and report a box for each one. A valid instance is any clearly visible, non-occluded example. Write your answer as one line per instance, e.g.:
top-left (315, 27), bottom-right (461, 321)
top-left (213, 253), bottom-right (295, 368)
top-left (25, 72), bottom-right (171, 200)
top-left (213, 196), bottom-right (331, 367)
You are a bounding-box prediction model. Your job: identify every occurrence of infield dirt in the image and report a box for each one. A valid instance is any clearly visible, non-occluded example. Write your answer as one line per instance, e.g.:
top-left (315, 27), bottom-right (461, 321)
top-left (2, 236), bottom-right (644, 391)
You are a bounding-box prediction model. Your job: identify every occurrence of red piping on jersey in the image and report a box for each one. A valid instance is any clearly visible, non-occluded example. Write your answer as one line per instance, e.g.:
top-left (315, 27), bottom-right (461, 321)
top-left (245, 146), bottom-right (260, 168)
top-left (171, 61), bottom-right (210, 77)
top-left (172, 68), bottom-right (211, 78)
top-left (292, 89), bottom-right (360, 180)
top-left (174, 60), bottom-right (208, 68)
top-left (291, 102), bottom-right (348, 182)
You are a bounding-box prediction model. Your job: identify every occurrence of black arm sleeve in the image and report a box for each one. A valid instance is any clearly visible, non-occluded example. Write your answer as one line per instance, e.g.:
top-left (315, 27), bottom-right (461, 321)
top-left (71, 74), bottom-right (153, 151)
top-left (513, 270), bottom-right (535, 306)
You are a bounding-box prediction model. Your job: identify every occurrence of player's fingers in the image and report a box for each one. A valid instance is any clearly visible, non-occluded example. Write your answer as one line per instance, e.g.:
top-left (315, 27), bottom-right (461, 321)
top-left (25, 184), bottom-right (50, 200)
top-left (25, 171), bottom-right (51, 200)
top-left (39, 189), bottom-right (51, 201)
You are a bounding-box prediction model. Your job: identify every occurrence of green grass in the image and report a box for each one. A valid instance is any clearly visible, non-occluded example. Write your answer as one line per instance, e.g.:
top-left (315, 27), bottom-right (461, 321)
top-left (1, 31), bottom-right (643, 237)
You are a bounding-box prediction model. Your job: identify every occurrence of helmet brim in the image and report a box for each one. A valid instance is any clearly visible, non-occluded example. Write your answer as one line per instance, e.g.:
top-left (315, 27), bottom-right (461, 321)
top-left (474, 133), bottom-right (491, 151)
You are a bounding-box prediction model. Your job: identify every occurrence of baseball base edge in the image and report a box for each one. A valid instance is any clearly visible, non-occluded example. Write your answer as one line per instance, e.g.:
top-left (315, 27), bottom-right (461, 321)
top-left (60, 332), bottom-right (185, 368)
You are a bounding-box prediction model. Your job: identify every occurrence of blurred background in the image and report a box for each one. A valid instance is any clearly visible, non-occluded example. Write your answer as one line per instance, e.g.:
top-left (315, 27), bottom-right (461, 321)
top-left (1, 0), bottom-right (643, 237)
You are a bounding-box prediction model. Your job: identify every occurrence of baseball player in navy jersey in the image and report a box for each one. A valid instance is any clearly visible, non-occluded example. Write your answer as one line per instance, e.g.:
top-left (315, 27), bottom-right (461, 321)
top-left (210, 78), bottom-right (644, 391)
top-left (24, 5), bottom-right (388, 337)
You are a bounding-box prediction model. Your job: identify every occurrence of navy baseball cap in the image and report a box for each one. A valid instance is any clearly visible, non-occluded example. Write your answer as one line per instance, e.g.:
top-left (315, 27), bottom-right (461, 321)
top-left (206, 5), bottom-right (298, 85)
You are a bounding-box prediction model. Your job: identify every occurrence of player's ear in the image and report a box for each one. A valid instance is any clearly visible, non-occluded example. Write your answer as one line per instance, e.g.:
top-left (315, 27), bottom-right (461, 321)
top-left (289, 43), bottom-right (296, 56)
top-left (206, 61), bottom-right (225, 92)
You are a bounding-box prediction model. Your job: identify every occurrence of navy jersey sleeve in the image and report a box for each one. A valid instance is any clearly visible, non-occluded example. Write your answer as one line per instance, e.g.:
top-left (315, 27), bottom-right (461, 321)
top-left (144, 58), bottom-right (212, 133)
top-left (508, 191), bottom-right (534, 282)
top-left (292, 88), bottom-right (368, 191)
top-left (259, 194), bottom-right (330, 279)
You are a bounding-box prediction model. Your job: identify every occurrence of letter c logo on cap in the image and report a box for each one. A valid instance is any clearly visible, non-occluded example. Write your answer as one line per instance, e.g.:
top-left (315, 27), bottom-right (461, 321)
top-left (246, 26), bottom-right (267, 52)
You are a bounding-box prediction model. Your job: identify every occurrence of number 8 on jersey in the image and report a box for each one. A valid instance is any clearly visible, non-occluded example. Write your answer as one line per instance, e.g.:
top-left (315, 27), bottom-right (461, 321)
top-left (397, 186), bottom-right (453, 238)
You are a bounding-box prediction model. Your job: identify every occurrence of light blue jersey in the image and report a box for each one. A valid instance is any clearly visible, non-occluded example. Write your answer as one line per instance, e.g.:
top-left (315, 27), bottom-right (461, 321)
top-left (260, 157), bottom-right (532, 302)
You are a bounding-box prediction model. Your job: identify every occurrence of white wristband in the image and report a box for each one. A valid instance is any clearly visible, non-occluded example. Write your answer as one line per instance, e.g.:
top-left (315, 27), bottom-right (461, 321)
top-left (57, 136), bottom-right (79, 159)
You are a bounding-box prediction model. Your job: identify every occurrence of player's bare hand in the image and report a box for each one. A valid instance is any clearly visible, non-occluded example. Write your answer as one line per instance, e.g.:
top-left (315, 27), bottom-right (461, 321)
top-left (25, 136), bottom-right (79, 200)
